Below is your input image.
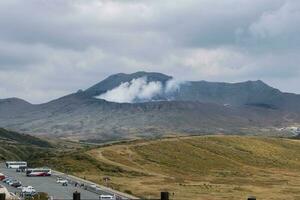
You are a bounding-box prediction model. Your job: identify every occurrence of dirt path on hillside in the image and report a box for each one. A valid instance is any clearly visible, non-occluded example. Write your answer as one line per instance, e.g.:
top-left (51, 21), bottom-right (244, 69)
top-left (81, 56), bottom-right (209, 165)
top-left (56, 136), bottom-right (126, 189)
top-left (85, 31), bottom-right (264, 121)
top-left (88, 145), bottom-right (169, 178)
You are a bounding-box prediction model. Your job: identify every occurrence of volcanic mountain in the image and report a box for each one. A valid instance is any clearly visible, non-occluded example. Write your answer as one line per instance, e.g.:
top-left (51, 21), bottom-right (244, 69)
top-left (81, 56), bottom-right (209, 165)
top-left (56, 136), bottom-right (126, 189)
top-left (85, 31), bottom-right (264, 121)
top-left (1, 71), bottom-right (300, 142)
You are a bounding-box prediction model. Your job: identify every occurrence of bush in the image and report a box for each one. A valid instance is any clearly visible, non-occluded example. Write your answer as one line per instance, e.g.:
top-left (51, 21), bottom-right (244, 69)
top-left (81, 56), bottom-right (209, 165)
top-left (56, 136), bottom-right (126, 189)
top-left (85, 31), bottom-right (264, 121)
top-left (124, 189), bottom-right (133, 195)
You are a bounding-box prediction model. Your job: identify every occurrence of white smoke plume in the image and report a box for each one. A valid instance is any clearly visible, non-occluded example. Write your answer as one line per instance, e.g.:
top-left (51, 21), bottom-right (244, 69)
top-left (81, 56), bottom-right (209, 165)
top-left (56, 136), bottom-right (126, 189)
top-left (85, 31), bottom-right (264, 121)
top-left (165, 78), bottom-right (181, 93)
top-left (96, 77), bottom-right (182, 103)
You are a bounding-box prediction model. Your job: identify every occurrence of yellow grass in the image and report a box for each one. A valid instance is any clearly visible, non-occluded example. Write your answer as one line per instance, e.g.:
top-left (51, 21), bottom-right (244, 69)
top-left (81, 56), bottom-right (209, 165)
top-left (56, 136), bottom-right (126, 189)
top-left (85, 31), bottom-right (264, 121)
top-left (46, 136), bottom-right (300, 199)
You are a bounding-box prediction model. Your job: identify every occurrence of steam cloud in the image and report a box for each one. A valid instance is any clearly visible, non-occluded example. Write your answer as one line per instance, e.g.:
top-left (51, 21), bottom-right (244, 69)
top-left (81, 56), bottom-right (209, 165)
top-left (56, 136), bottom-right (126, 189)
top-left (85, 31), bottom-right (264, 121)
top-left (97, 77), bottom-right (182, 103)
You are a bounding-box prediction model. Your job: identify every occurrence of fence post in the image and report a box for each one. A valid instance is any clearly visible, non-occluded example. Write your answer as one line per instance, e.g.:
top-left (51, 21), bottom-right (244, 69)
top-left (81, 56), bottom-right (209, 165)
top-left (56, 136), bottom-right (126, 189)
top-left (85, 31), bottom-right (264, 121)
top-left (161, 192), bottom-right (169, 200)
top-left (73, 191), bottom-right (80, 200)
top-left (0, 193), bottom-right (5, 200)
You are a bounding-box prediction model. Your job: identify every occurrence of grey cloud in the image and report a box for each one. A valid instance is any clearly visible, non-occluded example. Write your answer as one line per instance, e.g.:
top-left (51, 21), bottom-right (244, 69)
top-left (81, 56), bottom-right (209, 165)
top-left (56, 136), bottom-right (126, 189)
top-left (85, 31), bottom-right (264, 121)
top-left (0, 0), bottom-right (300, 103)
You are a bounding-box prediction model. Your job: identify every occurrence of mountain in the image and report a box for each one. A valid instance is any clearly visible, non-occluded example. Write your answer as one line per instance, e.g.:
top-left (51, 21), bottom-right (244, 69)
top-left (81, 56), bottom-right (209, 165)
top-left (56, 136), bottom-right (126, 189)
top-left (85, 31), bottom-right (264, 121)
top-left (0, 98), bottom-right (34, 117)
top-left (85, 71), bottom-right (172, 97)
top-left (0, 71), bottom-right (300, 142)
top-left (81, 71), bottom-right (300, 110)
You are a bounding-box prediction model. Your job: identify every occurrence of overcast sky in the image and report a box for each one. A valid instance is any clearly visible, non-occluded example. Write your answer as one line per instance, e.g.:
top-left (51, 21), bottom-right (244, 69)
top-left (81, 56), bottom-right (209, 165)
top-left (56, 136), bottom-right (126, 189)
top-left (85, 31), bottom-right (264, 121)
top-left (0, 0), bottom-right (300, 103)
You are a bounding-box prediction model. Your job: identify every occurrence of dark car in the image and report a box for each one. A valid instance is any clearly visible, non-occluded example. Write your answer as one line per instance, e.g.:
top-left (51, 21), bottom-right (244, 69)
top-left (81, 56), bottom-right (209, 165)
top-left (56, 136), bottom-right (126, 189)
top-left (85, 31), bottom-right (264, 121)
top-left (11, 181), bottom-right (22, 188)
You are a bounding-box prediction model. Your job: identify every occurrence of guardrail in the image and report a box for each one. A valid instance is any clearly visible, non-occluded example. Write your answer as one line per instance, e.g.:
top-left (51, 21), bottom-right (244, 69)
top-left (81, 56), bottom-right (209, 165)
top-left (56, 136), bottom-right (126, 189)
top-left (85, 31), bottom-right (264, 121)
top-left (0, 192), bottom-right (258, 200)
top-left (54, 175), bottom-right (132, 199)
top-left (67, 192), bottom-right (257, 200)
top-left (52, 170), bottom-right (137, 200)
top-left (72, 191), bottom-right (171, 200)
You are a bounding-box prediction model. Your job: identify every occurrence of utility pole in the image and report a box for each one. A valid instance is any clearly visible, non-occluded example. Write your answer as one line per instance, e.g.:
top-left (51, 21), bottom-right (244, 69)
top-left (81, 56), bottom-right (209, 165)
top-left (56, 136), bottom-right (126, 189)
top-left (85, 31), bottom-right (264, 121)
top-left (73, 191), bottom-right (80, 200)
top-left (161, 192), bottom-right (169, 200)
top-left (0, 193), bottom-right (6, 200)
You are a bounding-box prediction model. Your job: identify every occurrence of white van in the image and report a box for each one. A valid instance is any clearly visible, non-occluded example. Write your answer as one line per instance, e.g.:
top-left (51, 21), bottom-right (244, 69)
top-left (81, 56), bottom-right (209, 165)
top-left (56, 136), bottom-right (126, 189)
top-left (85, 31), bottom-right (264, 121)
top-left (22, 186), bottom-right (36, 194)
top-left (99, 194), bottom-right (114, 200)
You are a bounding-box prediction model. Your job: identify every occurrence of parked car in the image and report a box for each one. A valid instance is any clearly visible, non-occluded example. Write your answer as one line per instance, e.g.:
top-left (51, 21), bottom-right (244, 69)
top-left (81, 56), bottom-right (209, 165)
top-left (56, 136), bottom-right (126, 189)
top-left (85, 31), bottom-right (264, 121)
top-left (99, 195), bottom-right (114, 200)
top-left (56, 177), bottom-right (63, 183)
top-left (90, 184), bottom-right (97, 188)
top-left (57, 178), bottom-right (68, 184)
top-left (22, 186), bottom-right (36, 195)
top-left (0, 173), bottom-right (6, 181)
top-left (3, 177), bottom-right (13, 184)
top-left (62, 182), bottom-right (68, 186)
top-left (8, 179), bottom-right (18, 186)
top-left (11, 181), bottom-right (22, 188)
top-left (2, 177), bottom-right (8, 181)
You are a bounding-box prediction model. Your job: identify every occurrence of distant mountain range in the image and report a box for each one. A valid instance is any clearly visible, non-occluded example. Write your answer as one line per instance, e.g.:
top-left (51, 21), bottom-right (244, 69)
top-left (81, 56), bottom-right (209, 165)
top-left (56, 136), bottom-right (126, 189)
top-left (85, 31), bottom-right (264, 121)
top-left (1, 71), bottom-right (300, 142)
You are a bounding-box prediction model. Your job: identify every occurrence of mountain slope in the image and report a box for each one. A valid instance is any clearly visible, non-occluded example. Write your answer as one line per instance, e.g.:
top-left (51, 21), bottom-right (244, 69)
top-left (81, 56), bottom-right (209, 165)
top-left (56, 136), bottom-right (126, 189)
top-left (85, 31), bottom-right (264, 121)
top-left (0, 128), bottom-right (50, 147)
top-left (0, 94), bottom-right (293, 141)
top-left (0, 98), bottom-right (34, 118)
top-left (0, 71), bottom-right (300, 141)
top-left (171, 80), bottom-right (281, 105)
top-left (0, 128), bottom-right (51, 161)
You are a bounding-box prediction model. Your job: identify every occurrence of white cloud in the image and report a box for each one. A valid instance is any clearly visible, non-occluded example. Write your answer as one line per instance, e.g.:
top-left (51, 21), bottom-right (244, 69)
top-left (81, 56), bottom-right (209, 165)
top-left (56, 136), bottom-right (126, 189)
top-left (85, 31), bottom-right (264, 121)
top-left (249, 1), bottom-right (300, 40)
top-left (1, 0), bottom-right (300, 103)
top-left (165, 79), bottom-right (183, 93)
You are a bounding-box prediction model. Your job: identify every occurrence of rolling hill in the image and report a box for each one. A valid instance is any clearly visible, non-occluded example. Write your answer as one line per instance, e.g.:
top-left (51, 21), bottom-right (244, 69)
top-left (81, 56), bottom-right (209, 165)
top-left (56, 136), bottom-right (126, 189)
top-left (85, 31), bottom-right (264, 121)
top-left (34, 135), bottom-right (300, 200)
top-left (0, 72), bottom-right (300, 141)
top-left (0, 128), bottom-right (51, 161)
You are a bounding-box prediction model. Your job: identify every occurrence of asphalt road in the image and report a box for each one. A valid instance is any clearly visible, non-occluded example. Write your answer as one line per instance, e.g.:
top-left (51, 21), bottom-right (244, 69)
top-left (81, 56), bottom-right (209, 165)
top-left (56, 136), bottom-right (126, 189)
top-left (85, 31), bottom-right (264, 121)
top-left (0, 163), bottom-right (117, 200)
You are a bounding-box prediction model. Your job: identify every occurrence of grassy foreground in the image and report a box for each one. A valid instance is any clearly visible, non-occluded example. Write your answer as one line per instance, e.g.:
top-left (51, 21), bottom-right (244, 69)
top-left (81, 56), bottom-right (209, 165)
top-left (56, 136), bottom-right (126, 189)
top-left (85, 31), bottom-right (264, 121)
top-left (36, 136), bottom-right (300, 199)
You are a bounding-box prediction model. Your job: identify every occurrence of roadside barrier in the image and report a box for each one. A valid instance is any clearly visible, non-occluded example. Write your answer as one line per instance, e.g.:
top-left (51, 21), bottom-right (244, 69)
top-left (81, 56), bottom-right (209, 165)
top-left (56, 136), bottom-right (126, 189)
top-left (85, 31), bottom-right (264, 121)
top-left (68, 192), bottom-right (257, 200)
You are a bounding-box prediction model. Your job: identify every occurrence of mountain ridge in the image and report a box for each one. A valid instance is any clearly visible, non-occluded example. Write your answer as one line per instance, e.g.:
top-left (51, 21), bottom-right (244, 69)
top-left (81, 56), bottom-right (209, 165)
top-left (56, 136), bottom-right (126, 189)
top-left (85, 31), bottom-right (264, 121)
top-left (0, 73), bottom-right (292, 105)
top-left (85, 71), bottom-right (172, 97)
top-left (2, 72), bottom-right (286, 104)
top-left (1, 71), bottom-right (300, 141)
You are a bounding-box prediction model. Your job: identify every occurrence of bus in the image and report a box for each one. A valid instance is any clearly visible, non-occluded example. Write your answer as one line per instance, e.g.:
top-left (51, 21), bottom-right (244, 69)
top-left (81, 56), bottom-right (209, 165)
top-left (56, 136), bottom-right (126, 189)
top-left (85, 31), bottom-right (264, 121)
top-left (26, 168), bottom-right (52, 177)
top-left (5, 161), bottom-right (27, 169)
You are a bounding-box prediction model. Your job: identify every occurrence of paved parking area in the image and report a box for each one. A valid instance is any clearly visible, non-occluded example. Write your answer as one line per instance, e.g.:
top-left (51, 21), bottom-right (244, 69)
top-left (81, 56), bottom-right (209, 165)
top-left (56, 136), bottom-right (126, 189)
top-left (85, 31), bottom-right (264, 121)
top-left (0, 163), bottom-right (113, 199)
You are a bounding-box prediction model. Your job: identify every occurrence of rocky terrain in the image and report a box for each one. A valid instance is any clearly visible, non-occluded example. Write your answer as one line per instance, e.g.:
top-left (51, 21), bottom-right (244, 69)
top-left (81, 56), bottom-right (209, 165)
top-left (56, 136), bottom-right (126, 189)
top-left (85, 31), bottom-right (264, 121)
top-left (1, 72), bottom-right (300, 142)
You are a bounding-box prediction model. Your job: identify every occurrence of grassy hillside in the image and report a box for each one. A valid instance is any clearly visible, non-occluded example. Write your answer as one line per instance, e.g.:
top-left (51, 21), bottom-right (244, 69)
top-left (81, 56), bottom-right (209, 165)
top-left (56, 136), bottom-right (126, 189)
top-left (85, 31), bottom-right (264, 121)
top-left (34, 135), bottom-right (300, 200)
top-left (0, 128), bottom-right (51, 161)
top-left (0, 128), bottom-right (51, 147)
